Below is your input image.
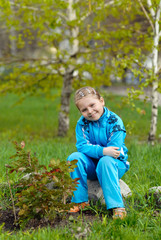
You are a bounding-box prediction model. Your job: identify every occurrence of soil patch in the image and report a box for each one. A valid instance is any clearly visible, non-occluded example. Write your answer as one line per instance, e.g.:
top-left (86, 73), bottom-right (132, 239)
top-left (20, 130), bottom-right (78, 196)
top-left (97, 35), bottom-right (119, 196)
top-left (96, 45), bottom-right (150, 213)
top-left (0, 208), bottom-right (102, 232)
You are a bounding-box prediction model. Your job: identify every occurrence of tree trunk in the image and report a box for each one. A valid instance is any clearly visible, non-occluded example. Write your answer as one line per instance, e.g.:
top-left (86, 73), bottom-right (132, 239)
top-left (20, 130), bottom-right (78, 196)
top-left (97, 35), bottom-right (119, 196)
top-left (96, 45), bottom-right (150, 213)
top-left (9, 0), bottom-right (17, 56)
top-left (58, 67), bottom-right (74, 136)
top-left (148, 1), bottom-right (161, 144)
top-left (57, 0), bottom-right (79, 136)
top-left (10, 28), bottom-right (17, 56)
top-left (148, 81), bottom-right (158, 144)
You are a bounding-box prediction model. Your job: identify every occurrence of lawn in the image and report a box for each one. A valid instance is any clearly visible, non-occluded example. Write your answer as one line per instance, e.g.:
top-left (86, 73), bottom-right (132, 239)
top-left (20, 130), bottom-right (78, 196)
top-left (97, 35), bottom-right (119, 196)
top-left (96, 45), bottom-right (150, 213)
top-left (0, 90), bottom-right (160, 239)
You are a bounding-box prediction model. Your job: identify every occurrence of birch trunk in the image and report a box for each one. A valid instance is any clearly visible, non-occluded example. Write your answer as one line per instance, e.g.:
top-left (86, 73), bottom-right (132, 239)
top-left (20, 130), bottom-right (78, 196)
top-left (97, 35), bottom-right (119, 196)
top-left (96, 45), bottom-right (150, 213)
top-left (10, 28), bottom-right (17, 56)
top-left (58, 66), bottom-right (74, 136)
top-left (9, 0), bottom-right (17, 56)
top-left (148, 1), bottom-right (161, 144)
top-left (58, 0), bottom-right (79, 136)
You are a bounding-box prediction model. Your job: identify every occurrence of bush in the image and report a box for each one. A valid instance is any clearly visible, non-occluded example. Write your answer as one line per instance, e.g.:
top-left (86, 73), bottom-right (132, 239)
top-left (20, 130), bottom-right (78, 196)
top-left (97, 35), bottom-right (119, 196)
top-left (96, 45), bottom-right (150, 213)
top-left (5, 141), bottom-right (78, 224)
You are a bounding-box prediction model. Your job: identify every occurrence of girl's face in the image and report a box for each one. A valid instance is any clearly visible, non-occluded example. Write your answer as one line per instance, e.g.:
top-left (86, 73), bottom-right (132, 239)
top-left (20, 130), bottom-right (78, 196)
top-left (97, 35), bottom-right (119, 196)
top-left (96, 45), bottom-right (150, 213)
top-left (77, 96), bottom-right (105, 121)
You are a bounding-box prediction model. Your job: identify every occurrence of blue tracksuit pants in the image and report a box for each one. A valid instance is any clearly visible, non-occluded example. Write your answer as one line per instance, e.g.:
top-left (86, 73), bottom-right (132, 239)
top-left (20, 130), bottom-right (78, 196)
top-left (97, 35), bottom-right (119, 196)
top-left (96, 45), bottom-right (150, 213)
top-left (67, 152), bottom-right (128, 209)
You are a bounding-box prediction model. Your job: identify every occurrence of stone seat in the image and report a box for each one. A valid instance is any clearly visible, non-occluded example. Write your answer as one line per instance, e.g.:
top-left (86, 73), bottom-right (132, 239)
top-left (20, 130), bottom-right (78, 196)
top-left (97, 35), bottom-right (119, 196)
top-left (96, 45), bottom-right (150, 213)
top-left (87, 179), bottom-right (132, 204)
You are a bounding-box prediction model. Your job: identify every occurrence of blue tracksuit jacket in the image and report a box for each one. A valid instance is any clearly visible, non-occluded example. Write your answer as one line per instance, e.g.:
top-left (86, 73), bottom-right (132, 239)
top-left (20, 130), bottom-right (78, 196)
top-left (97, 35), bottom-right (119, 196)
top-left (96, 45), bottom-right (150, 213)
top-left (75, 107), bottom-right (129, 166)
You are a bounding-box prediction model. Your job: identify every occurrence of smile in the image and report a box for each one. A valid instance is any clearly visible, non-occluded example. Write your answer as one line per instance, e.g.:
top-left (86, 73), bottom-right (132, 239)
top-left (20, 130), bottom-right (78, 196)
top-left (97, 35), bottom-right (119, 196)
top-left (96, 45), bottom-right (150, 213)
top-left (89, 112), bottom-right (97, 118)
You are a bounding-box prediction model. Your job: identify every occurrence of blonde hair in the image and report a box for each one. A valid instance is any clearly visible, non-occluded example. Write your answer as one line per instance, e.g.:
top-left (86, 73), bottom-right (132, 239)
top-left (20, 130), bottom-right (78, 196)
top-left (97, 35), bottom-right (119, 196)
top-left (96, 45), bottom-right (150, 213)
top-left (74, 86), bottom-right (101, 106)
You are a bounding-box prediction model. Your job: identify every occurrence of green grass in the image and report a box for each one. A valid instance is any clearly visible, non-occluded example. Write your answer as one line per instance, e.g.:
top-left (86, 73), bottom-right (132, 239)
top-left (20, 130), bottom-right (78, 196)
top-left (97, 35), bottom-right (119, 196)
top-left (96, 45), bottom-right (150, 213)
top-left (0, 212), bottom-right (160, 239)
top-left (0, 93), bottom-right (60, 139)
top-left (0, 90), bottom-right (161, 239)
top-left (1, 90), bottom-right (161, 141)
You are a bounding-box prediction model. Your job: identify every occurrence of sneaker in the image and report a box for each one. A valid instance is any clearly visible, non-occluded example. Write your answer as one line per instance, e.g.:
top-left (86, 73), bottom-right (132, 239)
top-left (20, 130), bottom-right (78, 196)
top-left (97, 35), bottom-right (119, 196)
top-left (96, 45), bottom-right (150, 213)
top-left (69, 202), bottom-right (90, 213)
top-left (113, 208), bottom-right (127, 220)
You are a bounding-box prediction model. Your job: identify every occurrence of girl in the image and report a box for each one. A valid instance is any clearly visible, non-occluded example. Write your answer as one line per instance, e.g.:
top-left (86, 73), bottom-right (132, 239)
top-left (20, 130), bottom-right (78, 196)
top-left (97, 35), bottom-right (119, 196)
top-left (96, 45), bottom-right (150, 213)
top-left (67, 86), bottom-right (130, 219)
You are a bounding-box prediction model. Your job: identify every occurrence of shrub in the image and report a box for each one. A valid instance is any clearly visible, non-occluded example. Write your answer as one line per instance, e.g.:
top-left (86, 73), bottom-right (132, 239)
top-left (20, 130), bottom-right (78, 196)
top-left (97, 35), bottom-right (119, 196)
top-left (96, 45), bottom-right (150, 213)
top-left (5, 141), bottom-right (79, 224)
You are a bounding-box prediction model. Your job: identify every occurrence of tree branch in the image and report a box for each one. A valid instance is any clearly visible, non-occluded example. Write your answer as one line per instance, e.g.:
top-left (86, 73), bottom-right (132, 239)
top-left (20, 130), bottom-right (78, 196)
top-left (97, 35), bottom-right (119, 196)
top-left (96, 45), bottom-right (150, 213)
top-left (10, 1), bottom-right (39, 11)
top-left (0, 72), bottom-right (52, 94)
top-left (137, 0), bottom-right (155, 32)
top-left (159, 30), bottom-right (161, 37)
top-left (155, 0), bottom-right (161, 22)
top-left (79, 0), bottom-right (114, 23)
top-left (0, 57), bottom-right (61, 65)
top-left (9, 1), bottom-right (68, 20)
top-left (147, 0), bottom-right (155, 19)
top-left (5, 166), bottom-right (17, 224)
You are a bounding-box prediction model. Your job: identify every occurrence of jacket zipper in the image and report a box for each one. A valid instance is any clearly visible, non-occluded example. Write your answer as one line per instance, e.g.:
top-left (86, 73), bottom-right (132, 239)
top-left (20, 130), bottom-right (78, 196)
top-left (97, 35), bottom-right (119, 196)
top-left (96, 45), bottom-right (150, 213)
top-left (97, 121), bottom-right (100, 144)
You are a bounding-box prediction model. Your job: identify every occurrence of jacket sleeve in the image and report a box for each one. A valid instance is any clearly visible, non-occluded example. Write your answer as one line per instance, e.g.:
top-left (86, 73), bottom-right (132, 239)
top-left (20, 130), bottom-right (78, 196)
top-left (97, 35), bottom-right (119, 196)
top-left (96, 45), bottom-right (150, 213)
top-left (75, 123), bottom-right (104, 159)
top-left (107, 131), bottom-right (125, 149)
top-left (106, 117), bottom-right (128, 159)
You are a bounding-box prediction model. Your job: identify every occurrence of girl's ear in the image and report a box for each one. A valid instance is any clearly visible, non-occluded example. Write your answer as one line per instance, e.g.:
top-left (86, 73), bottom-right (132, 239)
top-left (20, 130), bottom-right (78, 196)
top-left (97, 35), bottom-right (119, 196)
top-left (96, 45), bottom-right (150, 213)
top-left (100, 97), bottom-right (105, 106)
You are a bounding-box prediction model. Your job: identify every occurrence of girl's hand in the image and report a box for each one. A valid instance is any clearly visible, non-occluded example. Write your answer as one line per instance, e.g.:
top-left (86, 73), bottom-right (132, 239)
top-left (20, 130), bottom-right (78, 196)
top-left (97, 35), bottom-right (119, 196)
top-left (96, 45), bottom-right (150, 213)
top-left (103, 147), bottom-right (120, 159)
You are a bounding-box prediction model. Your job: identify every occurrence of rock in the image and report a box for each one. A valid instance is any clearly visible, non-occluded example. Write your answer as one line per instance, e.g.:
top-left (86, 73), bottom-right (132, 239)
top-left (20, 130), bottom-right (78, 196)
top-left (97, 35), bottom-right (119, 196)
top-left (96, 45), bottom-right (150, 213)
top-left (147, 186), bottom-right (161, 208)
top-left (149, 186), bottom-right (161, 194)
top-left (22, 174), bottom-right (57, 190)
top-left (119, 179), bottom-right (132, 198)
top-left (21, 173), bottom-right (32, 180)
top-left (87, 179), bottom-right (132, 204)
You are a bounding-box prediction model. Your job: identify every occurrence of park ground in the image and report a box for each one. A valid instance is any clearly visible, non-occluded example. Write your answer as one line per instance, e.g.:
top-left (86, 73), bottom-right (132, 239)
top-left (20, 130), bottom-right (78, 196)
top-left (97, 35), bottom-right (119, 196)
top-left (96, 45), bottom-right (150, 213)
top-left (0, 86), bottom-right (160, 239)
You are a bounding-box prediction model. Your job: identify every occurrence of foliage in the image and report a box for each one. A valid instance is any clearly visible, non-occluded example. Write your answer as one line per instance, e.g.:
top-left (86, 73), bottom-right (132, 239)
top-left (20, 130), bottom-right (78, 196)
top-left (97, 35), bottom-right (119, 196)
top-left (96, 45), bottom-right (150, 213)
top-left (0, 0), bottom-right (157, 93)
top-left (0, 0), bottom-right (113, 95)
top-left (0, 0), bottom-right (161, 139)
top-left (5, 141), bottom-right (79, 224)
